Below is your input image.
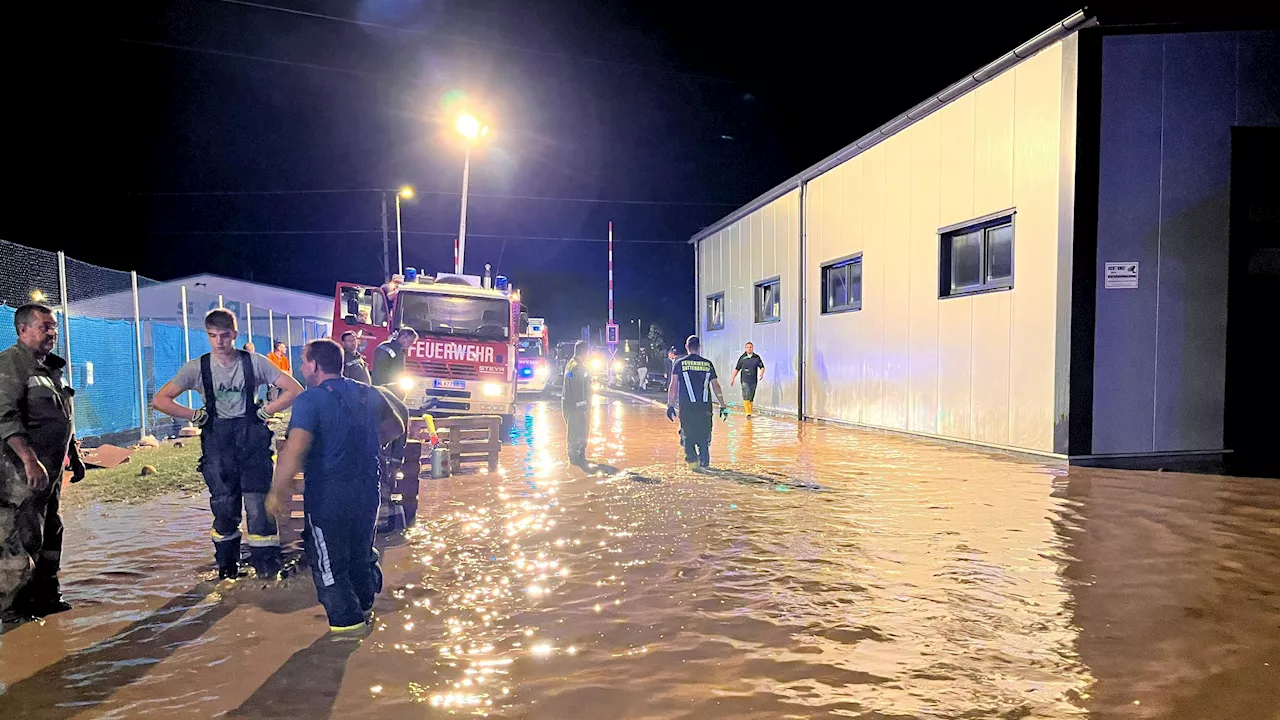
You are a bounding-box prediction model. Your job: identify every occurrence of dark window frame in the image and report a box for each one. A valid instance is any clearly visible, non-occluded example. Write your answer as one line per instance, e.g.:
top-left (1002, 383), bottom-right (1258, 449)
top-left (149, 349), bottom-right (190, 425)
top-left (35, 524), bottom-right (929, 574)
top-left (753, 276), bottom-right (782, 324)
top-left (705, 292), bottom-right (725, 331)
top-left (938, 209), bottom-right (1016, 298)
top-left (821, 253), bottom-right (863, 314)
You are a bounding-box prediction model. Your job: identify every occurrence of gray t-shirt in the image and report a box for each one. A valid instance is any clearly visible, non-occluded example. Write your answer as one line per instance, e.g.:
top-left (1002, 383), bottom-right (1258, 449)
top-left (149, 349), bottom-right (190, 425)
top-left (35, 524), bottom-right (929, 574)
top-left (173, 352), bottom-right (283, 419)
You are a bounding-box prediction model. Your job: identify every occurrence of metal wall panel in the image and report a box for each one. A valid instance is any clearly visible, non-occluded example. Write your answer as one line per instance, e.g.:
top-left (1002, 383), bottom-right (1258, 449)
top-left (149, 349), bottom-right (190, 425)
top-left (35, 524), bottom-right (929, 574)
top-left (1009, 42), bottom-right (1068, 453)
top-left (907, 115), bottom-right (942, 435)
top-left (1090, 36), bottom-right (1162, 453)
top-left (861, 145), bottom-right (887, 427)
top-left (882, 140), bottom-right (913, 430)
top-left (937, 94), bottom-right (977, 440)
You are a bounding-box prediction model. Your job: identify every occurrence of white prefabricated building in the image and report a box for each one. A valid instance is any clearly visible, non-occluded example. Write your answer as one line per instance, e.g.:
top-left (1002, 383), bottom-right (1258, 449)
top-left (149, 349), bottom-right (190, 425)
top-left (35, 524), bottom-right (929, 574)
top-left (692, 11), bottom-right (1280, 465)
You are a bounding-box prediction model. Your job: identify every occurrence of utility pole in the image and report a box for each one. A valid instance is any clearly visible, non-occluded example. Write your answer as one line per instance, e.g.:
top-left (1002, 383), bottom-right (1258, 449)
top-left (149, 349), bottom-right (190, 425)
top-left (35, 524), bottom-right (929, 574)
top-left (380, 191), bottom-right (391, 281)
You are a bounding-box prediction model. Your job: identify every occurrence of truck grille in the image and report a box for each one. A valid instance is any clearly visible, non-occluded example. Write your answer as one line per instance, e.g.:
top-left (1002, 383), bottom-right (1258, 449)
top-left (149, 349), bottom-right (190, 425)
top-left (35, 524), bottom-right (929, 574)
top-left (410, 359), bottom-right (479, 379)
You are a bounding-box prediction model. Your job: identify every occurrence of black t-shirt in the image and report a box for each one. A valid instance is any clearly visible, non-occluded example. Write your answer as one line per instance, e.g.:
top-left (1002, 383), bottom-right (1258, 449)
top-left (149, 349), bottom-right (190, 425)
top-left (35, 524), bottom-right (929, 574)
top-left (735, 353), bottom-right (764, 384)
top-left (673, 353), bottom-right (717, 409)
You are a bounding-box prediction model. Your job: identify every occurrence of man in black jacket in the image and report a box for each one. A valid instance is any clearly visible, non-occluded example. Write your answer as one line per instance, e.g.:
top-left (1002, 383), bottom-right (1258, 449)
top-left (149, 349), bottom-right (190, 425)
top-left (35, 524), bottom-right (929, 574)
top-left (369, 327), bottom-right (419, 388)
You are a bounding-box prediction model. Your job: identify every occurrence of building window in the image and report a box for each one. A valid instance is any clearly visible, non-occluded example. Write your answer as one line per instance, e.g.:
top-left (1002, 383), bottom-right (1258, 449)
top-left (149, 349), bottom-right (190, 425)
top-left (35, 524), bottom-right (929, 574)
top-left (939, 212), bottom-right (1014, 297)
top-left (706, 292), bottom-right (725, 331)
top-left (821, 254), bottom-right (862, 314)
top-left (754, 277), bottom-right (781, 324)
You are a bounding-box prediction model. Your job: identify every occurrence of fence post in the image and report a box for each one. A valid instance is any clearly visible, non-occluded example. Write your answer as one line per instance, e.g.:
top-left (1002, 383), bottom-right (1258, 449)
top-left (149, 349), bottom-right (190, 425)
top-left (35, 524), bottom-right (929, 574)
top-left (181, 285), bottom-right (193, 409)
top-left (286, 314), bottom-right (293, 365)
top-left (268, 309), bottom-right (275, 347)
top-left (131, 271), bottom-right (147, 439)
top-left (247, 302), bottom-right (253, 349)
top-left (56, 251), bottom-right (72, 388)
top-left (218, 294), bottom-right (224, 309)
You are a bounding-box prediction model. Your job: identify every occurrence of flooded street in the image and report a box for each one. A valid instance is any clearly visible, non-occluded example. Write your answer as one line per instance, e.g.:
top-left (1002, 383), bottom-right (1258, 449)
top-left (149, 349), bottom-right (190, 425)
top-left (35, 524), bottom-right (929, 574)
top-left (2, 396), bottom-right (1279, 719)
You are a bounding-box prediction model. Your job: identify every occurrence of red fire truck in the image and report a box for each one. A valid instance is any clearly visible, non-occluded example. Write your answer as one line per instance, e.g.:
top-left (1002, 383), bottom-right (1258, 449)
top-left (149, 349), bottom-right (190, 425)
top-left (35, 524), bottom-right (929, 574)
top-left (333, 271), bottom-right (520, 434)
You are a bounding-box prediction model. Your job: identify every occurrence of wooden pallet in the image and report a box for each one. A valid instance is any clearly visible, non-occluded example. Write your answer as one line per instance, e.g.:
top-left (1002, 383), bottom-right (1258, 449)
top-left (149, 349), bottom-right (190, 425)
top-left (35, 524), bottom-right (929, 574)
top-left (410, 414), bottom-right (502, 471)
top-left (280, 474), bottom-right (306, 548)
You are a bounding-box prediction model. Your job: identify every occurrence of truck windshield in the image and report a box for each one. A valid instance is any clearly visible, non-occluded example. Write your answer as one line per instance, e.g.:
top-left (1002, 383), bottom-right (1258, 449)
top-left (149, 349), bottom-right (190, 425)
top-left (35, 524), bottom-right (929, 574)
top-left (396, 292), bottom-right (510, 340)
top-left (518, 339), bottom-right (543, 357)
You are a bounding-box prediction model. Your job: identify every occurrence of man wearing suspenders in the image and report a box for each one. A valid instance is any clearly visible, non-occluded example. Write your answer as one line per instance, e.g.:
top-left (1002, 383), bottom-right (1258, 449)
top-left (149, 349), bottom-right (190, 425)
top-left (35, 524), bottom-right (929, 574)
top-left (154, 309), bottom-right (303, 579)
top-left (666, 335), bottom-right (729, 470)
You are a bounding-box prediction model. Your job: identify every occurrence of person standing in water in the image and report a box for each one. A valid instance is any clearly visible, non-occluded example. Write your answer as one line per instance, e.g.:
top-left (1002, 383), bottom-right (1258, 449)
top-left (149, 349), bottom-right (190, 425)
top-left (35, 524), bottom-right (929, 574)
top-left (667, 335), bottom-right (728, 470)
top-left (729, 341), bottom-right (765, 418)
top-left (0, 304), bottom-right (86, 620)
top-left (561, 341), bottom-right (593, 469)
top-left (153, 309), bottom-right (302, 580)
top-left (266, 339), bottom-right (405, 635)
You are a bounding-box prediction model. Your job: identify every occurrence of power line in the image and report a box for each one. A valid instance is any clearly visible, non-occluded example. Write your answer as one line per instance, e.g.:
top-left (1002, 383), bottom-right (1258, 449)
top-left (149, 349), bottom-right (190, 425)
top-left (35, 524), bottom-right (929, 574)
top-left (144, 229), bottom-right (689, 244)
top-left (213, 0), bottom-right (732, 83)
top-left (118, 38), bottom-right (382, 78)
top-left (131, 187), bottom-right (741, 206)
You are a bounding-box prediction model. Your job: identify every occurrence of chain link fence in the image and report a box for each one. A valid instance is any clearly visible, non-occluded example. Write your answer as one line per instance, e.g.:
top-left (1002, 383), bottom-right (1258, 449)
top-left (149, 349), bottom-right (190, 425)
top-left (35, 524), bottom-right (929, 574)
top-left (0, 238), bottom-right (330, 446)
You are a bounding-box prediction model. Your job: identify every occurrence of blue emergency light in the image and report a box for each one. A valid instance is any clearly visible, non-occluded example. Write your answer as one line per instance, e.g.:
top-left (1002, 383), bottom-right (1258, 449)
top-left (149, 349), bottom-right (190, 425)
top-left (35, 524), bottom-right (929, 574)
top-left (520, 366), bottom-right (533, 377)
top-left (405, 267), bottom-right (418, 282)
top-left (495, 275), bottom-right (509, 291)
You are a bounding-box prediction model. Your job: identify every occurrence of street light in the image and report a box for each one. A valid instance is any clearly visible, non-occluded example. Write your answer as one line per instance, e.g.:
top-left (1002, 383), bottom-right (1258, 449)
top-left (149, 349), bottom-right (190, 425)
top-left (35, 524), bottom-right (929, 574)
top-left (454, 112), bottom-right (490, 274)
top-left (396, 185), bottom-right (414, 275)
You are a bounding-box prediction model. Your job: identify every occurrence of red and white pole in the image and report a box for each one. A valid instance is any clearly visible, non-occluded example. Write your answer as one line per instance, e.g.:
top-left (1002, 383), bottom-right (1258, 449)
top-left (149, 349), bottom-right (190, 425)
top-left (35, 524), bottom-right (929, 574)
top-left (454, 237), bottom-right (460, 274)
top-left (608, 221), bottom-right (614, 324)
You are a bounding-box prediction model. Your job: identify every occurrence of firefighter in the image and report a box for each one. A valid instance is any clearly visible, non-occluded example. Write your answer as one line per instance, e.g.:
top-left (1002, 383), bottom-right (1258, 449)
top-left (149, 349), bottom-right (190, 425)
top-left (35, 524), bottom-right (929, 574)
top-left (562, 341), bottom-right (592, 469)
top-left (370, 327), bottom-right (419, 388)
top-left (729, 341), bottom-right (765, 417)
top-left (666, 335), bottom-right (729, 470)
top-left (266, 339), bottom-right (406, 635)
top-left (0, 304), bottom-right (86, 620)
top-left (340, 331), bottom-right (372, 384)
top-left (153, 309), bottom-right (303, 580)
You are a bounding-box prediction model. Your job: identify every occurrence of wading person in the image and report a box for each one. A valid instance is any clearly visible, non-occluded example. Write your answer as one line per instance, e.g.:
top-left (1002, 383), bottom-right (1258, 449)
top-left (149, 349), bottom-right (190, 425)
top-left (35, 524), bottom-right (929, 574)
top-left (266, 339), bottom-right (406, 635)
top-left (153, 309), bottom-right (302, 580)
top-left (0, 304), bottom-right (86, 619)
top-left (729, 342), bottom-right (765, 418)
top-left (370, 327), bottom-right (418, 388)
top-left (340, 331), bottom-right (372, 384)
top-left (667, 335), bottom-right (728, 470)
top-left (562, 341), bottom-right (593, 469)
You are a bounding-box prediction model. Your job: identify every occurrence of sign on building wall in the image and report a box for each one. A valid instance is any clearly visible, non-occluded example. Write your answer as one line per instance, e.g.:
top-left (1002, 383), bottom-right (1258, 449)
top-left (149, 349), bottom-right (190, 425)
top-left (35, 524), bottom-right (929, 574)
top-left (1104, 262), bottom-right (1139, 289)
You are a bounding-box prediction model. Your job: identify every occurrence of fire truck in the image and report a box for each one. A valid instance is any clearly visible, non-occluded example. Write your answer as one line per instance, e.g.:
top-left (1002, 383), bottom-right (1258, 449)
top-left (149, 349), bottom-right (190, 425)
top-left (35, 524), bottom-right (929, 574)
top-left (516, 317), bottom-right (550, 394)
top-left (333, 270), bottom-right (520, 434)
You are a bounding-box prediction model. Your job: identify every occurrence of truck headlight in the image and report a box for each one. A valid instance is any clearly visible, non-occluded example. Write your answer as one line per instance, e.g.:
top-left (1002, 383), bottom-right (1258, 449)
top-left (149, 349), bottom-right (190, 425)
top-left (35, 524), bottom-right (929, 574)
top-left (534, 365), bottom-right (549, 379)
top-left (589, 357), bottom-right (603, 372)
top-left (612, 360), bottom-right (624, 372)
top-left (398, 376), bottom-right (415, 391)
top-left (482, 382), bottom-right (504, 397)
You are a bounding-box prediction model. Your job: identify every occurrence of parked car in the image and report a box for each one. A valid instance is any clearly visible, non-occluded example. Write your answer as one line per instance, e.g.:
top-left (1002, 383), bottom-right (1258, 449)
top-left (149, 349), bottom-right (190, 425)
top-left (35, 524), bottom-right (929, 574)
top-left (638, 369), bottom-right (668, 393)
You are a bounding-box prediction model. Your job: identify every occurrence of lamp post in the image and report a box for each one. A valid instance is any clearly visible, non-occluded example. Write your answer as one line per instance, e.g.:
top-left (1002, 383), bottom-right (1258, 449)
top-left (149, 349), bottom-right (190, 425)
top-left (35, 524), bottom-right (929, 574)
top-left (396, 186), bottom-right (413, 274)
top-left (454, 113), bottom-right (489, 274)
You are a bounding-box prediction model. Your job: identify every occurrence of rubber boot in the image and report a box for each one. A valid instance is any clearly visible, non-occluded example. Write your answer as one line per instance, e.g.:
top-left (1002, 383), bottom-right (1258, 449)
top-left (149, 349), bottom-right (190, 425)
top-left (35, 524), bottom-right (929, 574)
top-left (215, 538), bottom-right (242, 579)
top-left (744, 400), bottom-right (753, 417)
top-left (249, 546), bottom-right (283, 580)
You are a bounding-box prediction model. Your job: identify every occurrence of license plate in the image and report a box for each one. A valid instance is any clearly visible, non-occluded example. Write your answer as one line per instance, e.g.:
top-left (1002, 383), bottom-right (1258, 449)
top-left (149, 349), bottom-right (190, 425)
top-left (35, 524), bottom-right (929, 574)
top-left (432, 379), bottom-right (466, 390)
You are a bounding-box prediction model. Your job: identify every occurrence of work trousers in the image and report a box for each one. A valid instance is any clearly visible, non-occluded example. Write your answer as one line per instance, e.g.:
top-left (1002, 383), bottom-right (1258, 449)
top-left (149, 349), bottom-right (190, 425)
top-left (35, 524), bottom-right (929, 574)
top-left (680, 406), bottom-right (713, 467)
top-left (0, 477), bottom-right (62, 613)
top-left (305, 505), bottom-right (382, 631)
top-left (199, 417), bottom-right (281, 576)
top-left (564, 409), bottom-right (588, 465)
top-left (741, 381), bottom-right (757, 402)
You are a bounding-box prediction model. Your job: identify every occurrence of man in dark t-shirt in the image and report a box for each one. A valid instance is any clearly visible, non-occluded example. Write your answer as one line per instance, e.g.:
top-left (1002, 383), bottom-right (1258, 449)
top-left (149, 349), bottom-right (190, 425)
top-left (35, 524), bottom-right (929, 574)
top-left (730, 342), bottom-right (765, 418)
top-left (666, 335), bottom-right (728, 470)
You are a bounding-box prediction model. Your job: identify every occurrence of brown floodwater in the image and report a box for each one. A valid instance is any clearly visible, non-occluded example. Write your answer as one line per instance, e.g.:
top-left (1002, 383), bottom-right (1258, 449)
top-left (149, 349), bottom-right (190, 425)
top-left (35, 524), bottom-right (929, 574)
top-left (2, 396), bottom-right (1279, 719)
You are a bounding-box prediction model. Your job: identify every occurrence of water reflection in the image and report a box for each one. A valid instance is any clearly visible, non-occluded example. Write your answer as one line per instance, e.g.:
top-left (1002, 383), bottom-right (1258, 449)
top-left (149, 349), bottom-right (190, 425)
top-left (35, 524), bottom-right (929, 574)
top-left (1, 399), bottom-right (1278, 718)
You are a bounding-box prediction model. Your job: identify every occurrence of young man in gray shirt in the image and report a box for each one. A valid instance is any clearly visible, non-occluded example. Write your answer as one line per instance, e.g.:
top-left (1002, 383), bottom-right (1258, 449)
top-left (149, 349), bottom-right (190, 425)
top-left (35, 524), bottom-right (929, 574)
top-left (153, 309), bottom-right (303, 579)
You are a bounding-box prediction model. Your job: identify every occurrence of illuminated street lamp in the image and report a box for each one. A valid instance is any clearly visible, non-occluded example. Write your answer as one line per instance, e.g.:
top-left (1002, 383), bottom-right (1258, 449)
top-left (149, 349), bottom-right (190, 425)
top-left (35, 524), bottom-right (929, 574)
top-left (454, 112), bottom-right (490, 274)
top-left (30, 289), bottom-right (46, 303)
top-left (396, 185), bottom-right (413, 275)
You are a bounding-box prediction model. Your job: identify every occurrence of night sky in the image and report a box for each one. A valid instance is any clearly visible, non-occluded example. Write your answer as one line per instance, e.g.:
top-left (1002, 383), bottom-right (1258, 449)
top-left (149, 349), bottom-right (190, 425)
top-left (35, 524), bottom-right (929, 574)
top-left (4, 0), bottom-right (1093, 342)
